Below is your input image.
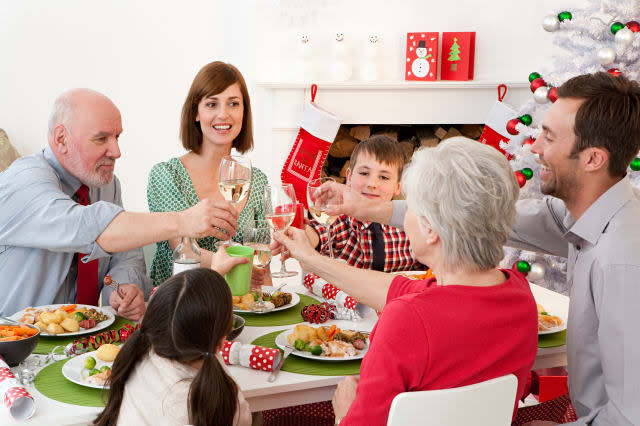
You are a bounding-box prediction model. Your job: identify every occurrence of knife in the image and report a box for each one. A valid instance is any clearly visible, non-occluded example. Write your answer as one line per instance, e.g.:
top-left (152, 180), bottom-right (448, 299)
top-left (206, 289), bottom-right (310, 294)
top-left (268, 345), bottom-right (293, 382)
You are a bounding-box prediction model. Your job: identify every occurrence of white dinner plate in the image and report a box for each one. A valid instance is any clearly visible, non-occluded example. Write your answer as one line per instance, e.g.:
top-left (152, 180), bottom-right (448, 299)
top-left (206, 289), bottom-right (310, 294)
top-left (234, 293), bottom-right (300, 314)
top-left (10, 304), bottom-right (115, 337)
top-left (530, 284), bottom-right (569, 335)
top-left (62, 351), bottom-right (112, 389)
top-left (275, 327), bottom-right (369, 362)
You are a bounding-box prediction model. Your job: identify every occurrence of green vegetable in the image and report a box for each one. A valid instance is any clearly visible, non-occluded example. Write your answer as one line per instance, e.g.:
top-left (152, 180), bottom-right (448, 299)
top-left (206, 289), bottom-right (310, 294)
top-left (73, 312), bottom-right (85, 321)
top-left (100, 365), bottom-right (111, 373)
top-left (263, 294), bottom-right (272, 301)
top-left (88, 368), bottom-right (100, 376)
top-left (294, 339), bottom-right (306, 351)
top-left (540, 311), bottom-right (549, 315)
top-left (252, 292), bottom-right (260, 301)
top-left (310, 345), bottom-right (322, 356)
top-left (303, 342), bottom-right (311, 352)
top-left (84, 357), bottom-right (96, 370)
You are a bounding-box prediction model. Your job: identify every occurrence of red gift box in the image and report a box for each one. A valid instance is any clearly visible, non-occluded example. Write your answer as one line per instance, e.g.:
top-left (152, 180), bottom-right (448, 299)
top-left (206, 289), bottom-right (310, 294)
top-left (441, 32), bottom-right (475, 81)
top-left (532, 367), bottom-right (568, 403)
top-left (405, 32), bottom-right (439, 81)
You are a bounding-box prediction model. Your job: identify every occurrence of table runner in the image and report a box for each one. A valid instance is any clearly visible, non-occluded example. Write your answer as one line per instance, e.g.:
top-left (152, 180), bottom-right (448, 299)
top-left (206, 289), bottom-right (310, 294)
top-left (251, 331), bottom-right (361, 376)
top-left (34, 357), bottom-right (106, 407)
top-left (34, 316), bottom-right (135, 354)
top-left (538, 330), bottom-right (566, 348)
top-left (237, 293), bottom-right (320, 327)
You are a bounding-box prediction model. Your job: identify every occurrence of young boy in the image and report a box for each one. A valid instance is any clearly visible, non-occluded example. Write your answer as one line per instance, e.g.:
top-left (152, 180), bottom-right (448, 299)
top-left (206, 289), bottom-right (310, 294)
top-left (305, 135), bottom-right (424, 272)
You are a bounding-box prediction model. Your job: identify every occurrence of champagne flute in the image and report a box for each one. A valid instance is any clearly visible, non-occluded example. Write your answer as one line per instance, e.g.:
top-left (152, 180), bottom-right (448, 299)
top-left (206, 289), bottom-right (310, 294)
top-left (307, 177), bottom-right (340, 258)
top-left (263, 184), bottom-right (298, 278)
top-left (242, 220), bottom-right (272, 312)
top-left (217, 155), bottom-right (252, 248)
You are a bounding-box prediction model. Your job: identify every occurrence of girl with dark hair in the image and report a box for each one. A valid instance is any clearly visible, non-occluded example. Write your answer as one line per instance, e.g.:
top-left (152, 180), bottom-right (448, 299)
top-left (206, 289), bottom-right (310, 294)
top-left (94, 268), bottom-right (252, 426)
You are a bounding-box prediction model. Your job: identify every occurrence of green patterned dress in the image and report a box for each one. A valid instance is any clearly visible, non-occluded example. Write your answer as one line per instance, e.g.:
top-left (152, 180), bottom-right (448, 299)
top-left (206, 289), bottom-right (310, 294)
top-left (147, 157), bottom-right (269, 285)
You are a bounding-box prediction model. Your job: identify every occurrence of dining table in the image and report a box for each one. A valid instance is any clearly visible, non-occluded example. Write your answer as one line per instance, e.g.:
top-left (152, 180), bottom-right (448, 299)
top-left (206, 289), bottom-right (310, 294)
top-left (1, 258), bottom-right (570, 425)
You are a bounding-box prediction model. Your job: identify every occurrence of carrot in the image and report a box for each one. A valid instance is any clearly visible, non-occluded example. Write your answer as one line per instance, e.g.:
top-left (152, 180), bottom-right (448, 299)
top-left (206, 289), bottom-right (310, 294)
top-left (0, 336), bottom-right (20, 341)
top-left (62, 304), bottom-right (77, 313)
top-left (326, 324), bottom-right (337, 340)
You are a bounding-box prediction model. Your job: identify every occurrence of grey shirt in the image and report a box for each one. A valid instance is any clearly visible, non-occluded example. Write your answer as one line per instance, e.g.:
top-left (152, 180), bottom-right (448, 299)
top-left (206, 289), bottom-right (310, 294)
top-left (391, 176), bottom-right (640, 425)
top-left (0, 146), bottom-right (151, 315)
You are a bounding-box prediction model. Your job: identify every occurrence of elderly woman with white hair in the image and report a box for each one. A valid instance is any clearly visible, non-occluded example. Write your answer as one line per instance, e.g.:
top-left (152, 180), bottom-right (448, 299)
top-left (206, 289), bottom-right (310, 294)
top-left (272, 137), bottom-right (538, 426)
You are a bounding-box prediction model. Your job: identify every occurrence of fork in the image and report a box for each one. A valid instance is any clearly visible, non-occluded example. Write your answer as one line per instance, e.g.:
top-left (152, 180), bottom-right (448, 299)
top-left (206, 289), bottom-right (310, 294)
top-left (263, 283), bottom-right (286, 298)
top-left (104, 275), bottom-right (126, 298)
top-left (268, 344), bottom-right (293, 382)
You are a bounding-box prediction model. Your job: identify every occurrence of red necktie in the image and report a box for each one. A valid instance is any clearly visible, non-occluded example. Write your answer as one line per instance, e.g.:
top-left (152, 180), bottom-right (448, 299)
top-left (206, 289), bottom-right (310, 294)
top-left (75, 185), bottom-right (99, 306)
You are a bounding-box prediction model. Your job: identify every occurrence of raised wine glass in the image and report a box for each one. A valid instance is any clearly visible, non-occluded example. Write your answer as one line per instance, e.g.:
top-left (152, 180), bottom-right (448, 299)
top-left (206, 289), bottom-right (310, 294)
top-left (263, 184), bottom-right (298, 278)
top-left (307, 177), bottom-right (340, 258)
top-left (242, 219), bottom-right (272, 312)
top-left (216, 155), bottom-right (252, 249)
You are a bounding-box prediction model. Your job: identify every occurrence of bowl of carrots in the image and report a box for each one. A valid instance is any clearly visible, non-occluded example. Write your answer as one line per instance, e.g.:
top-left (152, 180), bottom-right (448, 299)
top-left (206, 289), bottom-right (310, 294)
top-left (0, 323), bottom-right (39, 367)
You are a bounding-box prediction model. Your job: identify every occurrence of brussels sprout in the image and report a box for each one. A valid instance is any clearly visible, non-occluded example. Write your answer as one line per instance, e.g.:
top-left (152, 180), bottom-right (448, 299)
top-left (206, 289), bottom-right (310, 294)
top-left (88, 368), bottom-right (100, 376)
top-left (303, 342), bottom-right (311, 352)
top-left (100, 365), bottom-right (111, 373)
top-left (294, 339), bottom-right (306, 351)
top-left (73, 312), bottom-right (85, 322)
top-left (310, 345), bottom-right (322, 356)
top-left (84, 357), bottom-right (96, 370)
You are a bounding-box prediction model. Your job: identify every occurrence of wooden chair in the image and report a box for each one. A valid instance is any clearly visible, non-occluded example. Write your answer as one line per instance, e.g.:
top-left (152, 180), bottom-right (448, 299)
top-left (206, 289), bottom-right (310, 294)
top-left (387, 374), bottom-right (518, 426)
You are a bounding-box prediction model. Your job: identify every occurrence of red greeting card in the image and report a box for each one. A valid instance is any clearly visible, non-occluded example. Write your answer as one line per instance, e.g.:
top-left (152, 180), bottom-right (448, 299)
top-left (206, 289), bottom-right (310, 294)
top-left (441, 32), bottom-right (476, 81)
top-left (405, 32), bottom-right (439, 81)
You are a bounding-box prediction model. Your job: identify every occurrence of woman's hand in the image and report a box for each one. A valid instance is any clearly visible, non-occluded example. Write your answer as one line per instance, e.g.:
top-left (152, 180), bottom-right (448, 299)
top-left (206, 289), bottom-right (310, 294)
top-left (271, 227), bottom-right (318, 270)
top-left (210, 247), bottom-right (249, 276)
top-left (332, 376), bottom-right (358, 420)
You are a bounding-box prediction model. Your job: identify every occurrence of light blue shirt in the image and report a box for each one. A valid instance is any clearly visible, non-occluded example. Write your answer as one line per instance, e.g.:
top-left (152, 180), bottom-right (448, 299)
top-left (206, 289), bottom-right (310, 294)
top-left (0, 146), bottom-right (151, 315)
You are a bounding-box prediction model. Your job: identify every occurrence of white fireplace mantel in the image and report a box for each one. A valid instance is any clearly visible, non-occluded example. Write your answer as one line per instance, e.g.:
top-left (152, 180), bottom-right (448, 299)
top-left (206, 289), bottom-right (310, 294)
top-left (255, 80), bottom-right (531, 180)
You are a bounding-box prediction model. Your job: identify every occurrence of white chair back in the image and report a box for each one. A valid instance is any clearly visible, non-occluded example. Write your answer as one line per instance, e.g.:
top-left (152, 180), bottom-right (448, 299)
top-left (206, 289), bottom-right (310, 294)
top-left (386, 374), bottom-right (518, 426)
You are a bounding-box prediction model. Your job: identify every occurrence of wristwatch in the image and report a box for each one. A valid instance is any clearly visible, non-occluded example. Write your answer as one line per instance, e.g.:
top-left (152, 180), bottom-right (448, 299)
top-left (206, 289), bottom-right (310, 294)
top-left (335, 416), bottom-right (344, 425)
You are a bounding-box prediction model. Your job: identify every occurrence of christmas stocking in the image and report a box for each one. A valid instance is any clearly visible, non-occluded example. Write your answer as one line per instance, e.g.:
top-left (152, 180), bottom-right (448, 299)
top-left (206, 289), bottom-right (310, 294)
top-left (478, 84), bottom-right (525, 159)
top-left (281, 84), bottom-right (341, 209)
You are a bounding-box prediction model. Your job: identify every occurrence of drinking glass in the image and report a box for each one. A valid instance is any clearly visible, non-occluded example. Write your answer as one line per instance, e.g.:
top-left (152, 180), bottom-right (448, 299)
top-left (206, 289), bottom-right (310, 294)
top-left (263, 184), bottom-right (298, 278)
top-left (242, 220), bottom-right (272, 312)
top-left (216, 155), bottom-right (252, 249)
top-left (307, 177), bottom-right (340, 258)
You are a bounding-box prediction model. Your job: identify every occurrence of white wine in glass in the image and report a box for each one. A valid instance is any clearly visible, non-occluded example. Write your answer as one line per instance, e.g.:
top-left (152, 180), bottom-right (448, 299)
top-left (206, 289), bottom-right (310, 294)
top-left (263, 184), bottom-right (298, 278)
top-left (307, 177), bottom-right (340, 257)
top-left (242, 220), bottom-right (272, 312)
top-left (217, 155), bottom-right (252, 248)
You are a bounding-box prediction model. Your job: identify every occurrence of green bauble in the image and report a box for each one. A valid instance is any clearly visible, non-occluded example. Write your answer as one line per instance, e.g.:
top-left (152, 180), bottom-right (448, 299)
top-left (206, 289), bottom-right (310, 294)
top-left (528, 72), bottom-right (541, 83)
top-left (519, 114), bottom-right (533, 126)
top-left (630, 157), bottom-right (640, 171)
top-left (611, 22), bottom-right (624, 34)
top-left (557, 11), bottom-right (572, 22)
top-left (521, 168), bottom-right (533, 180)
top-left (515, 260), bottom-right (531, 274)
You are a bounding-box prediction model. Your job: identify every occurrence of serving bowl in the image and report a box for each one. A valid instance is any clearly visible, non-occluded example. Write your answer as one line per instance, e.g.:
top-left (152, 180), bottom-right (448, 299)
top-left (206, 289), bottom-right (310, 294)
top-left (0, 323), bottom-right (40, 367)
top-left (226, 314), bottom-right (245, 340)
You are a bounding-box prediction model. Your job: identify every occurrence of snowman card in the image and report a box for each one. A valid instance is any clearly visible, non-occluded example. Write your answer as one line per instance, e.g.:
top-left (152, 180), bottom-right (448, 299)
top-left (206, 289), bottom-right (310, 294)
top-left (405, 32), bottom-right (439, 81)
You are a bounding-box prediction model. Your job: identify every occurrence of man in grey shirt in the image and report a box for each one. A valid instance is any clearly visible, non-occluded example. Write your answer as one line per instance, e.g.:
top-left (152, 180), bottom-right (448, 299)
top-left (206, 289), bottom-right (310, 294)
top-left (302, 73), bottom-right (640, 425)
top-left (0, 89), bottom-right (239, 320)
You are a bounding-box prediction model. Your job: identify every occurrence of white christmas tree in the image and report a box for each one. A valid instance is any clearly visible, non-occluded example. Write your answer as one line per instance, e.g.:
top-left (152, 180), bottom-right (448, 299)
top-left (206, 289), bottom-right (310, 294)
top-left (499, 0), bottom-right (640, 294)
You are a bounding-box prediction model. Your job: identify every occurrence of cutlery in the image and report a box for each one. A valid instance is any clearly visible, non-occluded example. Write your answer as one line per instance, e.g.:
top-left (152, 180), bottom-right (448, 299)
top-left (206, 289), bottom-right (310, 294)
top-left (268, 345), bottom-right (293, 382)
top-left (0, 315), bottom-right (19, 325)
top-left (104, 275), bottom-right (126, 298)
top-left (263, 283), bottom-right (286, 298)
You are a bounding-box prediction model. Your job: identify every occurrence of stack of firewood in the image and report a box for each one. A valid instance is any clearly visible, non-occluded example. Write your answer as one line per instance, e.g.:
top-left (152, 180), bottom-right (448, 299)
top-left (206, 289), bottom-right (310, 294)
top-left (321, 124), bottom-right (484, 183)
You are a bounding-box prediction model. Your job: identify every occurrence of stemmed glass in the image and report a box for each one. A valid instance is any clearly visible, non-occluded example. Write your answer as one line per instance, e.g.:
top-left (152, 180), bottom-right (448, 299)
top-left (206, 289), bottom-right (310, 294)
top-left (216, 155), bottom-right (252, 249)
top-left (242, 219), bottom-right (272, 312)
top-left (263, 184), bottom-right (298, 278)
top-left (307, 177), bottom-right (340, 258)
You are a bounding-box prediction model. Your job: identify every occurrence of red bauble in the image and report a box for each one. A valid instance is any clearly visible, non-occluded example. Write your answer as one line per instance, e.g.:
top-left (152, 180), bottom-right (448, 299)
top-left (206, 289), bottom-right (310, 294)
top-left (547, 87), bottom-right (558, 103)
top-left (607, 68), bottom-right (622, 77)
top-left (627, 21), bottom-right (640, 33)
top-left (530, 78), bottom-right (547, 93)
top-left (506, 118), bottom-right (520, 135)
top-left (515, 171), bottom-right (527, 188)
top-left (523, 136), bottom-right (536, 146)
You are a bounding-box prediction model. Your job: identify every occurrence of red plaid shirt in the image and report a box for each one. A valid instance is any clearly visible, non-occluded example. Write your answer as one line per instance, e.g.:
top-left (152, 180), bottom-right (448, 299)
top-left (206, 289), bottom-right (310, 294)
top-left (310, 214), bottom-right (425, 272)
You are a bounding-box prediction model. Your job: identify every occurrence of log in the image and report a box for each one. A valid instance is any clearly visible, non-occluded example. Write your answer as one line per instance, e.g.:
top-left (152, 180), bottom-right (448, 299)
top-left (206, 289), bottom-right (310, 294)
top-left (434, 126), bottom-right (447, 140)
top-left (349, 126), bottom-right (371, 141)
top-left (442, 127), bottom-right (462, 141)
top-left (371, 126), bottom-right (399, 141)
top-left (460, 124), bottom-right (484, 140)
top-left (329, 134), bottom-right (358, 158)
top-left (399, 141), bottom-right (415, 159)
top-left (339, 160), bottom-right (350, 178)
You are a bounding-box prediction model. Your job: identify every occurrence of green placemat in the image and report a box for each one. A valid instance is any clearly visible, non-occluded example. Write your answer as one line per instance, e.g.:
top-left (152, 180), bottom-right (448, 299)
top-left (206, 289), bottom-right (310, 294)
top-left (252, 330), bottom-right (361, 376)
top-left (34, 316), bottom-right (135, 354)
top-left (237, 293), bottom-right (319, 327)
top-left (538, 330), bottom-right (566, 348)
top-left (34, 357), bottom-right (107, 407)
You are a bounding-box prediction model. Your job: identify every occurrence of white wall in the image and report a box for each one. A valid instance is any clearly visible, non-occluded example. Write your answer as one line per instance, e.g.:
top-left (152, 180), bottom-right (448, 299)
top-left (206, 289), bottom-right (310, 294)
top-left (1, 0), bottom-right (583, 211)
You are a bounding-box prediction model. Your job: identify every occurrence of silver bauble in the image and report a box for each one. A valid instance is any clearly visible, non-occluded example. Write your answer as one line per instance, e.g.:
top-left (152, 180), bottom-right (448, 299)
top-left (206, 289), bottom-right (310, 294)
top-left (615, 27), bottom-right (634, 48)
top-left (542, 14), bottom-right (560, 32)
top-left (534, 86), bottom-right (550, 104)
top-left (528, 263), bottom-right (546, 282)
top-left (597, 47), bottom-right (616, 66)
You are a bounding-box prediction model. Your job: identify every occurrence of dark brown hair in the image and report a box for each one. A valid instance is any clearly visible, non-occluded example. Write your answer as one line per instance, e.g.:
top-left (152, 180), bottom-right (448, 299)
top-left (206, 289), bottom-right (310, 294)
top-left (180, 61), bottom-right (253, 154)
top-left (349, 135), bottom-right (407, 177)
top-left (558, 72), bottom-right (640, 177)
top-left (94, 268), bottom-right (238, 426)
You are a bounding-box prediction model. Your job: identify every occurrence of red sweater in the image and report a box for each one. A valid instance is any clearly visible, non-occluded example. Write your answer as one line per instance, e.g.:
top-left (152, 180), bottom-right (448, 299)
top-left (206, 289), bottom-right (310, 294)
top-left (342, 269), bottom-right (538, 426)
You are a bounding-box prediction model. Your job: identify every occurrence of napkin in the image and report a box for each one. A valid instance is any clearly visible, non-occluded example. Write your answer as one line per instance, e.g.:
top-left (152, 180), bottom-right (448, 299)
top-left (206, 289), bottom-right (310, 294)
top-left (219, 340), bottom-right (281, 372)
top-left (303, 273), bottom-right (368, 317)
top-left (0, 357), bottom-right (35, 420)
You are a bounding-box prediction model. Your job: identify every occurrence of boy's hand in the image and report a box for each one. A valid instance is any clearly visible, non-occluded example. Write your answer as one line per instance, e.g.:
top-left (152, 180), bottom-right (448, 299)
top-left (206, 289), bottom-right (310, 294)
top-left (271, 228), bottom-right (319, 269)
top-left (316, 181), bottom-right (390, 222)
